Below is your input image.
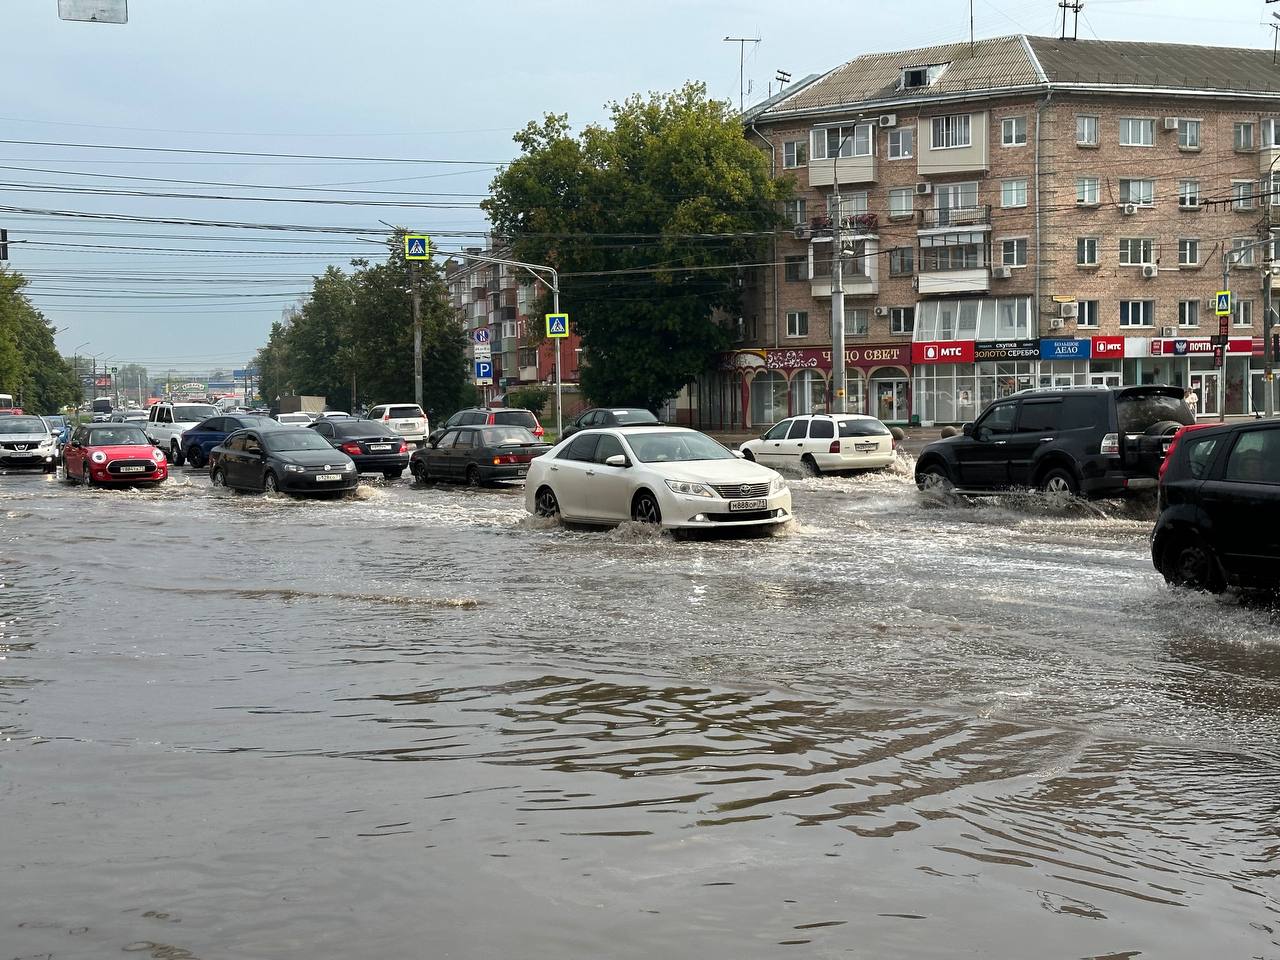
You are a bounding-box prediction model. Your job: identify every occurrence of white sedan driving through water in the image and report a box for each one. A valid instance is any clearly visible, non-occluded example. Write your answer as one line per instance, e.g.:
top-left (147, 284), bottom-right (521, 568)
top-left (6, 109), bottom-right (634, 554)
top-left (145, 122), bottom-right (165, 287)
top-left (525, 426), bottom-right (792, 530)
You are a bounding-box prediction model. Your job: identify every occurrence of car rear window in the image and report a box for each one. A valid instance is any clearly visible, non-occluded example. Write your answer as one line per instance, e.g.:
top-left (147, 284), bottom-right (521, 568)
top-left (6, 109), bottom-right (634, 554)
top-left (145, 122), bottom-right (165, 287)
top-left (614, 409), bottom-right (658, 424)
top-left (482, 426), bottom-right (536, 445)
top-left (493, 410), bottom-right (536, 427)
top-left (1117, 394), bottom-right (1193, 433)
top-left (838, 419), bottom-right (891, 437)
top-left (388, 405), bottom-right (424, 419)
top-left (334, 420), bottom-right (396, 437)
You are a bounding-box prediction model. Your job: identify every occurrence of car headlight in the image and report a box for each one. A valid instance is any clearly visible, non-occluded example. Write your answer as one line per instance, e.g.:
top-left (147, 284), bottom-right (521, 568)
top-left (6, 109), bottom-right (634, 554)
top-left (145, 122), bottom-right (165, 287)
top-left (342, 462), bottom-right (355, 472)
top-left (665, 479), bottom-right (716, 498)
top-left (91, 451), bottom-right (107, 464)
top-left (284, 464), bottom-right (305, 473)
top-left (769, 476), bottom-right (788, 495)
top-left (152, 449), bottom-right (166, 463)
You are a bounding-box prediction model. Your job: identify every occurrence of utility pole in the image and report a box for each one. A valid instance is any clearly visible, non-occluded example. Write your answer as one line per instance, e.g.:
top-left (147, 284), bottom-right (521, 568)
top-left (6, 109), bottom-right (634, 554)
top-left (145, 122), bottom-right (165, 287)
top-left (723, 36), bottom-right (760, 114)
top-left (1058, 0), bottom-right (1082, 40)
top-left (830, 166), bottom-right (846, 416)
top-left (411, 261), bottom-right (423, 410)
top-left (1265, 188), bottom-right (1275, 417)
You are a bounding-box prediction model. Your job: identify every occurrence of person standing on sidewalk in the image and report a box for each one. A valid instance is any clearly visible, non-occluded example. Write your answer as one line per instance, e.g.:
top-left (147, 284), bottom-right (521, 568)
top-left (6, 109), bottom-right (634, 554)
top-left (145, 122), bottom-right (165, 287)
top-left (1184, 388), bottom-right (1199, 419)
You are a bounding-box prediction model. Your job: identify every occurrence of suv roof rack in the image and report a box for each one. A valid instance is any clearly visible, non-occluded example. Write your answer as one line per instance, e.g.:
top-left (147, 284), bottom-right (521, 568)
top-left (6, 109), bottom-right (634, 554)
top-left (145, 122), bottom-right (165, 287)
top-left (1009, 385), bottom-right (1107, 396)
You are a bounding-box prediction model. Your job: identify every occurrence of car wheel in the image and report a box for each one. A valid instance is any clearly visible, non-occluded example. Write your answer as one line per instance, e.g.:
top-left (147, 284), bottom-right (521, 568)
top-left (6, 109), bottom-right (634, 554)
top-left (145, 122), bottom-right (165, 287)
top-left (534, 486), bottom-right (560, 518)
top-left (800, 455), bottom-right (820, 478)
top-left (411, 459), bottom-right (428, 482)
top-left (169, 442), bottom-right (185, 467)
top-left (263, 471), bottom-right (280, 495)
top-left (1164, 537), bottom-right (1223, 592)
top-left (916, 462), bottom-right (954, 494)
top-left (632, 490), bottom-right (662, 525)
top-left (1040, 467), bottom-right (1079, 505)
top-left (741, 449), bottom-right (756, 462)
top-left (211, 465), bottom-right (227, 488)
top-left (466, 464), bottom-right (482, 487)
top-left (383, 469), bottom-right (404, 480)
top-left (187, 447), bottom-right (205, 469)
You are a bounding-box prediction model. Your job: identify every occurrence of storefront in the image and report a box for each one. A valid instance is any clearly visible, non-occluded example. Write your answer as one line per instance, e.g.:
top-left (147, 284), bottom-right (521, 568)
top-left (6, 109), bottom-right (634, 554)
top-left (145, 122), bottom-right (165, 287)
top-left (1147, 336), bottom-right (1258, 416)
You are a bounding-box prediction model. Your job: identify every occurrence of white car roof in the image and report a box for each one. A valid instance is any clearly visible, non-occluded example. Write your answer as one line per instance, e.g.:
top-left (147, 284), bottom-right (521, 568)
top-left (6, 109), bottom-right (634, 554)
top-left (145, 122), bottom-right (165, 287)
top-left (792, 413), bottom-right (880, 421)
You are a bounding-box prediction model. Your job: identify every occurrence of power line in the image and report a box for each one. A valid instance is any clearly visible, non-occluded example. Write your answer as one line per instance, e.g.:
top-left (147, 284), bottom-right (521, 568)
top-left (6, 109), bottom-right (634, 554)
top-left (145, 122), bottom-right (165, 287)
top-left (0, 138), bottom-right (507, 165)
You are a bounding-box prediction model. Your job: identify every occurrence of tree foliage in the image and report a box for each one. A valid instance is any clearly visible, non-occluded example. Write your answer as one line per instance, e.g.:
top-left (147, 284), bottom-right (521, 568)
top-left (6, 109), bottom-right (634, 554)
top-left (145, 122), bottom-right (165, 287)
top-left (507, 384), bottom-right (550, 418)
top-left (253, 237), bottom-right (471, 420)
top-left (0, 268), bottom-right (80, 411)
top-left (483, 82), bottom-right (788, 411)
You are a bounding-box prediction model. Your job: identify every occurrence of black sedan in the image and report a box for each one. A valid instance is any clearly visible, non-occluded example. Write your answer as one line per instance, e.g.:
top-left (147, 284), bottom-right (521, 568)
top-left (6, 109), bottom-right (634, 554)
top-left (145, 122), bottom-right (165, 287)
top-left (411, 425), bottom-right (550, 485)
top-left (309, 418), bottom-right (409, 479)
top-left (560, 407), bottom-right (660, 439)
top-left (208, 428), bottom-right (358, 496)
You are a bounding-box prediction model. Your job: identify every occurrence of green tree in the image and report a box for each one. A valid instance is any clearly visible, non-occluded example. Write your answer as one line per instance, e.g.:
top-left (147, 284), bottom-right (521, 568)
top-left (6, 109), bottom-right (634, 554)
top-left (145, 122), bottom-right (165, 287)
top-left (0, 268), bottom-right (79, 412)
top-left (483, 83), bottom-right (788, 411)
top-left (507, 385), bottom-right (550, 418)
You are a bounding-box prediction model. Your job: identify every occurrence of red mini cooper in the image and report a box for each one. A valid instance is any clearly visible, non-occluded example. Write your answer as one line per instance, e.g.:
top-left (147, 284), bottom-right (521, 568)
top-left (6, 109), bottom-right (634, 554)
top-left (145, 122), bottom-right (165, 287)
top-left (63, 422), bottom-right (168, 486)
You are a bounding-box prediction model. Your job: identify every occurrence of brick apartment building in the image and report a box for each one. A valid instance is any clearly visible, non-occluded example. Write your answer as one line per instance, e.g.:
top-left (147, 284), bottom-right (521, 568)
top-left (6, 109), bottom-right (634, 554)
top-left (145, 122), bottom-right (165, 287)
top-left (698, 35), bottom-right (1280, 428)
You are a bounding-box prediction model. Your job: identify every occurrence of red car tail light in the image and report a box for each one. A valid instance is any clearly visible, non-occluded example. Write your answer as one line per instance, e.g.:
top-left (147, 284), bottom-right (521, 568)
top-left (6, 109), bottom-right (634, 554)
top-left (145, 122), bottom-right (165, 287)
top-left (340, 441), bottom-right (362, 456)
top-left (828, 440), bottom-right (840, 454)
top-left (533, 425), bottom-right (544, 438)
top-left (398, 441), bottom-right (408, 454)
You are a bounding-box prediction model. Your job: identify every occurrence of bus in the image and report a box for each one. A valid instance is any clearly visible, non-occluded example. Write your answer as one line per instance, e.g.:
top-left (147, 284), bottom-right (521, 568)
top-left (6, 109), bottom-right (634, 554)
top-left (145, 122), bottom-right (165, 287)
top-left (0, 392), bottom-right (20, 415)
top-left (92, 396), bottom-right (113, 418)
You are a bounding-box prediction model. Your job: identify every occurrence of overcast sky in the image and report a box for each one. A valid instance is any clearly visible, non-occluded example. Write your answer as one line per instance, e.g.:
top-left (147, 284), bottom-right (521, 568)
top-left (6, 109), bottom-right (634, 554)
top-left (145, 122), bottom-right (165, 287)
top-left (4, 0), bottom-right (1274, 373)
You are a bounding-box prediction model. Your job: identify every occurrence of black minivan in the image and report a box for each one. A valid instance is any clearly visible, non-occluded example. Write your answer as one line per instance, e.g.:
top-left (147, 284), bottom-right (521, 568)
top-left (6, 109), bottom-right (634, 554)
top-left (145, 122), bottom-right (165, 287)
top-left (914, 386), bottom-right (1193, 499)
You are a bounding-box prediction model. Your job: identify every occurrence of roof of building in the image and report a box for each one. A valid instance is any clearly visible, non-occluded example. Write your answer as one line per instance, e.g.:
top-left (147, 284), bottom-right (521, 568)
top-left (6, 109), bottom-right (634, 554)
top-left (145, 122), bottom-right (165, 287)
top-left (754, 35), bottom-right (1280, 121)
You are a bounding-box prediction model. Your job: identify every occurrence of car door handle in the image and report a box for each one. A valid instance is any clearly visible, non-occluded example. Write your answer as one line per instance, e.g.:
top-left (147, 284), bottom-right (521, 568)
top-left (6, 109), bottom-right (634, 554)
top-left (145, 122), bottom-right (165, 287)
top-left (585, 469), bottom-right (596, 476)
top-left (549, 465), bottom-right (558, 471)
top-left (993, 440), bottom-right (1007, 445)
top-left (1039, 437), bottom-right (1054, 442)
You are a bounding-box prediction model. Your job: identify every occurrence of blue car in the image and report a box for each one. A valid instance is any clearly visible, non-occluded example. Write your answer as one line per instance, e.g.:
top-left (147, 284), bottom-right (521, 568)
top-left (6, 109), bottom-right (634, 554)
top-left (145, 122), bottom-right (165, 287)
top-left (43, 415), bottom-right (70, 446)
top-left (182, 414), bottom-right (281, 468)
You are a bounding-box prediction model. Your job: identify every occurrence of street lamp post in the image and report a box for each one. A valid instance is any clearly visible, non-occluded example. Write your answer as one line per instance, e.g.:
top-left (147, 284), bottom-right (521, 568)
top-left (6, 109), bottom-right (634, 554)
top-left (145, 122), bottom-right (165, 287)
top-left (1263, 153), bottom-right (1280, 417)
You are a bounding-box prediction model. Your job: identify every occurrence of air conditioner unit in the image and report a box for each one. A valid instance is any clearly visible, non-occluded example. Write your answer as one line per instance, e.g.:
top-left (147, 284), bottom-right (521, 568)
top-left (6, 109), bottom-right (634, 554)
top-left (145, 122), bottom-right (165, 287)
top-left (1142, 264), bottom-right (1159, 278)
top-left (874, 306), bottom-right (890, 317)
top-left (792, 224), bottom-right (809, 240)
top-left (1163, 116), bottom-right (1180, 131)
top-left (1161, 325), bottom-right (1177, 337)
top-left (878, 113), bottom-right (898, 128)
top-left (991, 266), bottom-right (1012, 279)
top-left (915, 182), bottom-right (932, 196)
top-left (1059, 302), bottom-right (1078, 319)
top-left (1049, 317), bottom-right (1065, 330)
top-left (1121, 203), bottom-right (1138, 215)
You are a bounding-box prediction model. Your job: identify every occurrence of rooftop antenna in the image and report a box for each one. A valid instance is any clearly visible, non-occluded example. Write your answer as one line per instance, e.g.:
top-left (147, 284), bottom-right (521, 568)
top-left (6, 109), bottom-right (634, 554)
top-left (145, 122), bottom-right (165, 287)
top-left (969, 0), bottom-right (975, 55)
top-left (724, 35), bottom-right (761, 113)
top-left (1271, 12), bottom-right (1280, 65)
top-left (1059, 0), bottom-right (1083, 41)
top-left (775, 69), bottom-right (792, 88)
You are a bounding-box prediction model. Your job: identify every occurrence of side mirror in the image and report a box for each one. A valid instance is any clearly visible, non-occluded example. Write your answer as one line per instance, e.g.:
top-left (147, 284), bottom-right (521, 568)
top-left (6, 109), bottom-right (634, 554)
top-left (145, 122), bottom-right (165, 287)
top-left (604, 454), bottom-right (630, 468)
top-left (962, 422), bottom-right (975, 437)
top-left (732, 450), bottom-right (746, 459)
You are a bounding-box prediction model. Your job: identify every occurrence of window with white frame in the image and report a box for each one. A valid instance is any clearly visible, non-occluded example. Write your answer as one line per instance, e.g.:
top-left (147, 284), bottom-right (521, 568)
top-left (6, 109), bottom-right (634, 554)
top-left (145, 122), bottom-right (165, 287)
top-left (1120, 300), bottom-right (1154, 326)
top-left (887, 127), bottom-right (914, 158)
top-left (1264, 118), bottom-right (1280, 147)
top-left (1178, 300), bottom-right (1199, 327)
top-left (1178, 119), bottom-right (1200, 149)
top-left (1119, 179), bottom-right (1154, 205)
top-left (810, 123), bottom-right (874, 161)
top-left (784, 198), bottom-right (806, 224)
top-left (1179, 179), bottom-right (1200, 208)
top-left (1178, 238), bottom-right (1199, 266)
top-left (890, 306), bottom-right (915, 334)
top-left (502, 320), bottom-right (517, 340)
top-left (1001, 116), bottom-right (1026, 147)
top-left (1119, 238), bottom-right (1154, 265)
top-left (888, 187), bottom-right (913, 219)
top-left (786, 311), bottom-right (809, 337)
top-left (1076, 300), bottom-right (1099, 328)
top-left (783, 139), bottom-right (808, 168)
top-left (888, 247), bottom-right (913, 275)
top-left (1235, 299), bottom-right (1254, 326)
top-left (1001, 179), bottom-right (1027, 208)
top-left (1076, 115), bottom-right (1099, 146)
top-left (931, 114), bottom-right (971, 149)
top-left (1232, 237), bottom-right (1256, 266)
top-left (1001, 238), bottom-right (1028, 267)
top-left (1076, 237), bottom-right (1098, 266)
top-left (1119, 118), bottom-right (1154, 146)
top-left (1235, 122), bottom-right (1256, 151)
top-left (848, 308), bottom-right (870, 336)
top-left (1076, 177), bottom-right (1099, 204)
top-left (901, 63), bottom-right (948, 89)
top-left (935, 181), bottom-right (979, 210)
top-left (1232, 180), bottom-right (1256, 211)
top-left (827, 191), bottom-right (868, 219)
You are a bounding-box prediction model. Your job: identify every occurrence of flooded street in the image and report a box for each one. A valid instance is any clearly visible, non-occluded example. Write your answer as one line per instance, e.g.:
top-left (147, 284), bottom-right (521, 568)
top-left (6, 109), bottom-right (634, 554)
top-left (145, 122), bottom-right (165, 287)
top-left (3, 464), bottom-right (1279, 959)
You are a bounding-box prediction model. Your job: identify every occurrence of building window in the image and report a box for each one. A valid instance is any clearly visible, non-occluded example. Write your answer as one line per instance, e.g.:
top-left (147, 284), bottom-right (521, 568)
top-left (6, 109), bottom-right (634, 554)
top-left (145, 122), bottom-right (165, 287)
top-left (827, 191), bottom-right (868, 220)
top-left (1119, 179), bottom-right (1154, 205)
top-left (1076, 177), bottom-right (1099, 205)
top-left (784, 199), bottom-right (806, 224)
top-left (784, 256), bottom-right (805, 282)
top-left (888, 247), bottom-right (914, 276)
top-left (786, 311), bottom-right (808, 338)
top-left (1178, 300), bottom-right (1200, 327)
top-left (1235, 122), bottom-right (1256, 151)
top-left (1119, 117), bottom-right (1154, 146)
top-left (1076, 237), bottom-right (1099, 266)
top-left (901, 63), bottom-right (948, 89)
top-left (783, 139), bottom-right (808, 168)
top-left (848, 308), bottom-right (870, 337)
top-left (888, 187), bottom-right (914, 219)
top-left (935, 181), bottom-right (979, 210)
top-left (1232, 237), bottom-right (1256, 267)
top-left (1265, 119), bottom-right (1280, 148)
top-left (1077, 300), bottom-right (1099, 328)
top-left (931, 114), bottom-right (971, 149)
top-left (1179, 179), bottom-right (1200, 208)
top-left (1001, 238), bottom-right (1028, 267)
top-left (1000, 179), bottom-right (1027, 208)
top-left (887, 127), bottom-right (914, 158)
top-left (810, 123), bottom-right (873, 161)
top-left (890, 306), bottom-right (915, 335)
top-left (1119, 238), bottom-right (1154, 265)
top-left (1235, 300), bottom-right (1254, 327)
top-left (1178, 238), bottom-right (1199, 267)
top-left (1001, 116), bottom-right (1027, 147)
top-left (1120, 300), bottom-right (1154, 327)
top-left (1178, 119), bottom-right (1200, 149)
top-left (1232, 180), bottom-right (1256, 211)
top-left (1076, 115), bottom-right (1099, 146)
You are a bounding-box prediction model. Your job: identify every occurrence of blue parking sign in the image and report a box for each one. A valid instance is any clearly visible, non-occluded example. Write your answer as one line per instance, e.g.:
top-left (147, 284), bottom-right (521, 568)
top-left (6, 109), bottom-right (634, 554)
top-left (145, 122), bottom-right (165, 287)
top-left (474, 359), bottom-right (494, 384)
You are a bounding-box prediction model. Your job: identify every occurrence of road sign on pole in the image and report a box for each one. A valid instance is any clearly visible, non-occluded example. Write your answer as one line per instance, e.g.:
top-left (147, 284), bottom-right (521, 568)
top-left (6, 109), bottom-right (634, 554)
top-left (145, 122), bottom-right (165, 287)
top-left (1215, 290), bottom-right (1232, 316)
top-left (474, 359), bottom-right (494, 385)
top-left (473, 342), bottom-right (492, 361)
top-left (472, 327), bottom-right (491, 344)
top-left (546, 313), bottom-right (569, 338)
top-left (404, 235), bottom-right (431, 260)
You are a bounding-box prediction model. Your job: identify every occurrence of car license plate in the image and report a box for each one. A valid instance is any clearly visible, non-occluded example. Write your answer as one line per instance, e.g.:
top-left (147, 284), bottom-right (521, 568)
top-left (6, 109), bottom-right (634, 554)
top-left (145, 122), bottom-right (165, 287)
top-left (855, 442), bottom-right (877, 451)
top-left (729, 498), bottom-right (767, 512)
top-left (316, 473), bottom-right (342, 481)
top-left (369, 444), bottom-right (392, 451)
top-left (119, 465), bottom-right (147, 473)
top-left (397, 421), bottom-right (414, 427)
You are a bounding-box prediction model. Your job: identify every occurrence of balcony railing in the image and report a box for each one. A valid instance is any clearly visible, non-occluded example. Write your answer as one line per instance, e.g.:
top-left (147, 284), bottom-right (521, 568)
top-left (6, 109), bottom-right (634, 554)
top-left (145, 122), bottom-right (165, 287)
top-left (918, 205), bottom-right (992, 229)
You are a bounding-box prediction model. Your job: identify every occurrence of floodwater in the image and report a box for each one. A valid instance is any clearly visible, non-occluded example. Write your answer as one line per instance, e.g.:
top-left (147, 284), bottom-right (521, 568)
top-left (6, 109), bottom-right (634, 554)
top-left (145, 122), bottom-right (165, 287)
top-left (2, 462), bottom-right (1278, 959)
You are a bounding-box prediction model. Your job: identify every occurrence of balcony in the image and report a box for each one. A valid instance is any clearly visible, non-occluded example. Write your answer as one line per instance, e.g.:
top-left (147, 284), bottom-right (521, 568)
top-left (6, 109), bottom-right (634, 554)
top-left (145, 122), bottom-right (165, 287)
top-left (810, 237), bottom-right (879, 298)
top-left (916, 268), bottom-right (990, 296)
top-left (918, 205), bottom-right (991, 232)
top-left (808, 155), bottom-right (876, 187)
top-left (916, 240), bottom-right (991, 296)
top-left (1262, 144), bottom-right (1280, 177)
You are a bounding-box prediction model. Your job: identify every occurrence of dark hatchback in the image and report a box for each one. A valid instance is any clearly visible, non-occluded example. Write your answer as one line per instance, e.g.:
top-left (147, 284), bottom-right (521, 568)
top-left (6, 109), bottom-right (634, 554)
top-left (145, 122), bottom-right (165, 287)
top-left (182, 414), bottom-right (281, 467)
top-left (309, 418), bottom-right (409, 479)
top-left (209, 428), bottom-right (357, 496)
top-left (411, 425), bottom-right (550, 485)
top-left (915, 386), bottom-right (1193, 499)
top-left (1152, 419), bottom-right (1280, 592)
top-left (560, 407), bottom-right (660, 440)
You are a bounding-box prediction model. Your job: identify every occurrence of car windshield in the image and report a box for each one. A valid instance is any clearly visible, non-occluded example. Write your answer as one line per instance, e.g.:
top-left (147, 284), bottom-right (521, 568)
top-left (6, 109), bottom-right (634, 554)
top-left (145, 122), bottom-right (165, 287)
top-left (838, 419), bottom-right (891, 437)
top-left (482, 426), bottom-right (536, 446)
top-left (613, 409), bottom-right (659, 424)
top-left (3, 417), bottom-right (49, 435)
top-left (87, 427), bottom-right (150, 446)
top-left (626, 431), bottom-right (734, 463)
top-left (334, 420), bottom-right (395, 437)
top-left (1117, 394), bottom-right (1194, 432)
top-left (264, 430), bottom-right (332, 452)
top-left (174, 404), bottom-right (218, 422)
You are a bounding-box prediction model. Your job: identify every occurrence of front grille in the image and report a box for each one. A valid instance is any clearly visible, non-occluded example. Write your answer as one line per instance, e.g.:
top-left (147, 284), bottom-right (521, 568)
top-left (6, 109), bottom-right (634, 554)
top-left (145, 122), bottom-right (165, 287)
top-left (711, 482), bottom-right (770, 499)
top-left (1, 441), bottom-right (44, 451)
top-left (107, 459), bottom-right (156, 474)
top-left (708, 509), bottom-right (775, 523)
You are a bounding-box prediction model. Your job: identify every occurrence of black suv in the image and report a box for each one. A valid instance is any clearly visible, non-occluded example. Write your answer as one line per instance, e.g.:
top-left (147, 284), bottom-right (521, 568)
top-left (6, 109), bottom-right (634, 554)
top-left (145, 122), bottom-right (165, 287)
top-left (1152, 419), bottom-right (1280, 592)
top-left (914, 386), bottom-right (1193, 499)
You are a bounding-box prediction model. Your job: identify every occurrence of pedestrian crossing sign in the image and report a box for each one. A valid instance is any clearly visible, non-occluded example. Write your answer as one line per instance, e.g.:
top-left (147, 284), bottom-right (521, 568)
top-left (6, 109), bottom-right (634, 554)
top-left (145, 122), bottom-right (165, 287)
top-left (404, 235), bottom-right (431, 260)
top-left (545, 313), bottom-right (569, 338)
top-left (1215, 290), bottom-right (1231, 316)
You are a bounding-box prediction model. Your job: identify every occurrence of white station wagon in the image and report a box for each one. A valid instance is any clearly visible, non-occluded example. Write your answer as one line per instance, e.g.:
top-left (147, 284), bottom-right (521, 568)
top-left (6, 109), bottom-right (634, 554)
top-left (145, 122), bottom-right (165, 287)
top-left (740, 414), bottom-right (896, 475)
